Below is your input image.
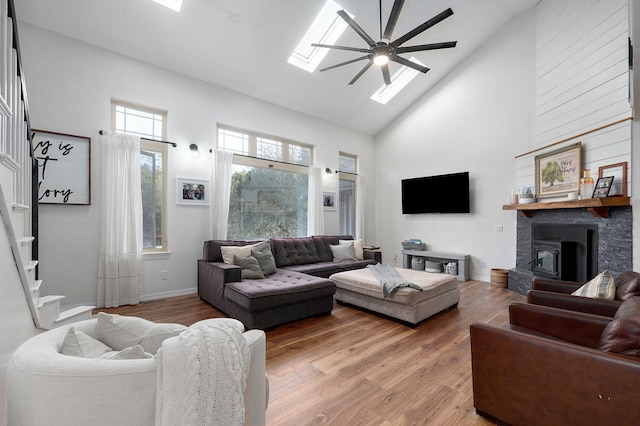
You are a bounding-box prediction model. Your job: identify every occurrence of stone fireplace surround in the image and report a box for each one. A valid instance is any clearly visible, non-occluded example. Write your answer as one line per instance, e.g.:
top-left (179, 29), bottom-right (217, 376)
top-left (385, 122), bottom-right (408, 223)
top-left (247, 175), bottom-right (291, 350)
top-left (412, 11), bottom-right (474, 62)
top-left (508, 206), bottom-right (632, 296)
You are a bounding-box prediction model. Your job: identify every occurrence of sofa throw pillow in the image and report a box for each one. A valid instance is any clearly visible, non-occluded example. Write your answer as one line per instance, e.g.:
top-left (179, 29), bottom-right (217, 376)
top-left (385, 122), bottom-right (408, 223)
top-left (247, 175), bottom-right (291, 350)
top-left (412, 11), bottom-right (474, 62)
top-left (61, 327), bottom-right (112, 358)
top-left (95, 312), bottom-right (187, 354)
top-left (340, 239), bottom-right (364, 260)
top-left (220, 244), bottom-right (254, 265)
top-left (100, 344), bottom-right (153, 360)
top-left (234, 255), bottom-right (266, 279)
top-left (251, 242), bottom-right (278, 276)
top-left (598, 314), bottom-right (640, 357)
top-left (571, 271), bottom-right (615, 299)
top-left (330, 243), bottom-right (357, 262)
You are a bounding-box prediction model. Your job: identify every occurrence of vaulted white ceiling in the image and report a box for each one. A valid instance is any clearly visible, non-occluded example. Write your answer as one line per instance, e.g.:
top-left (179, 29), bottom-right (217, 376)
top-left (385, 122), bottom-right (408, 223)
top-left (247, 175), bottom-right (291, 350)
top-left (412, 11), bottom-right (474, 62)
top-left (15, 0), bottom-right (539, 135)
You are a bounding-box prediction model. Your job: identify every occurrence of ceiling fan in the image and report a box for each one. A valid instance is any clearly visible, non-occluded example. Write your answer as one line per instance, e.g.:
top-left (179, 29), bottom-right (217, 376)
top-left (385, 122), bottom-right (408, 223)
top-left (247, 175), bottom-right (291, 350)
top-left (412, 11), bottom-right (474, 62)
top-left (312, 0), bottom-right (457, 85)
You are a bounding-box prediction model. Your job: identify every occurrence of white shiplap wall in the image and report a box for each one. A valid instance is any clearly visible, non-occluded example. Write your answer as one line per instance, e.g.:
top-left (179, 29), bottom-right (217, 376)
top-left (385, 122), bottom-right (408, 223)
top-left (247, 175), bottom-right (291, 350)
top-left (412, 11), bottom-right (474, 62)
top-left (515, 0), bottom-right (632, 197)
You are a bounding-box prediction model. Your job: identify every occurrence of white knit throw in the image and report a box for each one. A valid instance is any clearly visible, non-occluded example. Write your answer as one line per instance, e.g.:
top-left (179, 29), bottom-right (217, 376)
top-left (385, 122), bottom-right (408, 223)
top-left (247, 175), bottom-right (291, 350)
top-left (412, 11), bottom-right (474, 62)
top-left (155, 322), bottom-right (251, 426)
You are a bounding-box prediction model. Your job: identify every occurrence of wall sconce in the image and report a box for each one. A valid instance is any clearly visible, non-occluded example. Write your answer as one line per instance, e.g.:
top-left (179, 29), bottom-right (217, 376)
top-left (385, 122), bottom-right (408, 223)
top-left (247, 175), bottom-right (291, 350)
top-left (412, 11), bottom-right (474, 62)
top-left (189, 143), bottom-right (200, 159)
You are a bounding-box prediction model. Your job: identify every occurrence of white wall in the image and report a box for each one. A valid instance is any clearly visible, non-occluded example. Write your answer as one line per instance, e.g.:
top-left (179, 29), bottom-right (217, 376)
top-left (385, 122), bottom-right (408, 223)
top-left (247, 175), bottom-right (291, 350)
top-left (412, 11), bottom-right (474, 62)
top-left (515, 0), bottom-right (633, 201)
top-left (535, 0), bottom-right (631, 146)
top-left (18, 23), bottom-right (376, 308)
top-left (374, 10), bottom-right (537, 281)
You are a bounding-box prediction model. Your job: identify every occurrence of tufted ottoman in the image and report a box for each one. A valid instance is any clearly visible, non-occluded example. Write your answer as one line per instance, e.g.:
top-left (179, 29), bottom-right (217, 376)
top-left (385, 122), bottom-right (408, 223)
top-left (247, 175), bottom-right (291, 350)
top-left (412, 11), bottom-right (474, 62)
top-left (330, 267), bottom-right (459, 325)
top-left (223, 269), bottom-right (336, 329)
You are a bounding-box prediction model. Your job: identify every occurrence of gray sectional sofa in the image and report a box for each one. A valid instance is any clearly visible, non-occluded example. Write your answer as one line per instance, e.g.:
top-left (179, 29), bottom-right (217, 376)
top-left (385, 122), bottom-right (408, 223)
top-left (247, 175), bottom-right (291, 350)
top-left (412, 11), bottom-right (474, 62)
top-left (197, 235), bottom-right (382, 329)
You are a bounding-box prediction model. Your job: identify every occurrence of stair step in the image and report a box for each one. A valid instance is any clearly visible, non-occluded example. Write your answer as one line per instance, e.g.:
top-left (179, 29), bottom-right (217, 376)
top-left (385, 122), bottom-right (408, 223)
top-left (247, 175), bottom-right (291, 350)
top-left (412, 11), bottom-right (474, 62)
top-left (55, 305), bottom-right (95, 325)
top-left (32, 279), bottom-right (43, 292)
top-left (20, 236), bottom-right (35, 245)
top-left (31, 279), bottom-right (42, 304)
top-left (38, 294), bottom-right (65, 308)
top-left (25, 260), bottom-right (38, 271)
top-left (12, 203), bottom-right (29, 212)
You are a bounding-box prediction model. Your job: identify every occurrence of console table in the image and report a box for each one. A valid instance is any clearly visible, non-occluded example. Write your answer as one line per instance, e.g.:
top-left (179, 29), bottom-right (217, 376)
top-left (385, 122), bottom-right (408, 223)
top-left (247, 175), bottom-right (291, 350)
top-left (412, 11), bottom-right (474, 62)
top-left (402, 250), bottom-right (470, 281)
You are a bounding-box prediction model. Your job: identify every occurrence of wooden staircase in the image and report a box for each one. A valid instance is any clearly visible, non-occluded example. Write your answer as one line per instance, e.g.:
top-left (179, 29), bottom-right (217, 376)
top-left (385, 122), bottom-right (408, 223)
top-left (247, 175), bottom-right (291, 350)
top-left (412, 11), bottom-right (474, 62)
top-left (0, 0), bottom-right (93, 330)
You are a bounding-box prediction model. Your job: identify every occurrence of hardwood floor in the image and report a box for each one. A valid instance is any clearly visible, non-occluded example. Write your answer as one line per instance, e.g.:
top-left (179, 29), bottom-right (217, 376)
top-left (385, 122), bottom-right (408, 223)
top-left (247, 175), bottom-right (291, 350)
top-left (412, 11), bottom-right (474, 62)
top-left (95, 280), bottom-right (525, 425)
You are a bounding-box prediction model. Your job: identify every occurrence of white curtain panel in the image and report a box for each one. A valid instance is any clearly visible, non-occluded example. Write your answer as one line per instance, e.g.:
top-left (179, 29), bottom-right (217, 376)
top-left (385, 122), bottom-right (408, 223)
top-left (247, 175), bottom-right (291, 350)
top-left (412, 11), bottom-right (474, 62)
top-left (307, 166), bottom-right (324, 236)
top-left (97, 131), bottom-right (144, 308)
top-left (210, 149), bottom-right (234, 240)
top-left (355, 174), bottom-right (366, 240)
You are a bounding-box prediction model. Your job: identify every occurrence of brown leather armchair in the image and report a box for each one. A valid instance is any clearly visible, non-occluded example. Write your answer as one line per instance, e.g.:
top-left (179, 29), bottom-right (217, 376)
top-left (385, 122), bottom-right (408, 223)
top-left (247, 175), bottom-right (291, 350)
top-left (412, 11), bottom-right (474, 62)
top-left (527, 271), bottom-right (640, 317)
top-left (470, 301), bottom-right (640, 425)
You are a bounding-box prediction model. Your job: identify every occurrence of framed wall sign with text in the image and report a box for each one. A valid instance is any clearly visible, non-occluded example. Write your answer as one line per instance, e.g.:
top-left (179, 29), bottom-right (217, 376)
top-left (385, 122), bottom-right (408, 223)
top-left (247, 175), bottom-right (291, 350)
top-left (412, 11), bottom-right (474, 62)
top-left (33, 130), bottom-right (91, 205)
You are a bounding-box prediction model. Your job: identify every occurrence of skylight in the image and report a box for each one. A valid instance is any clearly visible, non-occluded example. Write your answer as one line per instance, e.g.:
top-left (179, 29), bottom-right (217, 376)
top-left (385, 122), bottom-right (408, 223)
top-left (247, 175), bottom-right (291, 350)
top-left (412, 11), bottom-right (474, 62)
top-left (370, 58), bottom-right (426, 105)
top-left (288, 0), bottom-right (352, 73)
top-left (152, 0), bottom-right (182, 12)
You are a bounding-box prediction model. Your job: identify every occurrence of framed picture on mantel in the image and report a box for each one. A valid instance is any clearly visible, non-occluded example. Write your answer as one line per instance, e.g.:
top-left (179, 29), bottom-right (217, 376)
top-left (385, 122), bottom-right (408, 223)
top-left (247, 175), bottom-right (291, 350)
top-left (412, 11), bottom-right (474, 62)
top-left (535, 142), bottom-right (582, 199)
top-left (598, 162), bottom-right (627, 197)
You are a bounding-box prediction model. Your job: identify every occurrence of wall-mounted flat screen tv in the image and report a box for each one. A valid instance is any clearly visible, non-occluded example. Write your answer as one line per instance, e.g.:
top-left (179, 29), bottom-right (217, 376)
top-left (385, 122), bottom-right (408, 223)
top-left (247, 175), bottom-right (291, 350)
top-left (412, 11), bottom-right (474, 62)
top-left (401, 171), bottom-right (470, 214)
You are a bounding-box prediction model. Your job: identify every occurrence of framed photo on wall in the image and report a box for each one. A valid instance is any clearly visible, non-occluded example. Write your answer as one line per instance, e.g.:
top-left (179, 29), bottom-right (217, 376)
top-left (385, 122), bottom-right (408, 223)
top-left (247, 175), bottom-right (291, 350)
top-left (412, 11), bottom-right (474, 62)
top-left (33, 130), bottom-right (91, 205)
top-left (176, 177), bottom-right (209, 205)
top-left (535, 142), bottom-right (582, 199)
top-left (323, 192), bottom-right (336, 210)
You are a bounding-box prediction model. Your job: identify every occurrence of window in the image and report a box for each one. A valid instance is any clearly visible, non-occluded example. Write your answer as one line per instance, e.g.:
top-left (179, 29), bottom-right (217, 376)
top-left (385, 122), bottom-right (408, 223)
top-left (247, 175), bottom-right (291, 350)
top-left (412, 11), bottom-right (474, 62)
top-left (370, 57), bottom-right (426, 104)
top-left (112, 101), bottom-right (168, 252)
top-left (338, 152), bottom-right (357, 235)
top-left (152, 0), bottom-right (182, 12)
top-left (218, 125), bottom-right (313, 239)
top-left (287, 0), bottom-right (352, 73)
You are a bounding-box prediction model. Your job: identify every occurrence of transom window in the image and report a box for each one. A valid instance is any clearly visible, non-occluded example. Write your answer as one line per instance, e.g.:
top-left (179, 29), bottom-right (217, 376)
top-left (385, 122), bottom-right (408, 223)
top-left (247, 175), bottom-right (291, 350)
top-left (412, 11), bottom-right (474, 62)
top-left (217, 125), bottom-right (312, 166)
top-left (218, 125), bottom-right (313, 239)
top-left (111, 101), bottom-right (168, 252)
top-left (339, 152), bottom-right (357, 174)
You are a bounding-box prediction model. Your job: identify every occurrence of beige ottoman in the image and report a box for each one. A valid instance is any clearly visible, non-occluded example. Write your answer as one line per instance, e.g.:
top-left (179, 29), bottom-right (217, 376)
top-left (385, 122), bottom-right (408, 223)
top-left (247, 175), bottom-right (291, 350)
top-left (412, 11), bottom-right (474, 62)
top-left (330, 267), bottom-right (460, 325)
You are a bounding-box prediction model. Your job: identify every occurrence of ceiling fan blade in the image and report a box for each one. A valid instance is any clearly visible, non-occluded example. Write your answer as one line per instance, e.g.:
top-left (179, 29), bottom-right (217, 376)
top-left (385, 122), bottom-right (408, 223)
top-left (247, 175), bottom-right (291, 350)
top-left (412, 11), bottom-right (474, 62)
top-left (348, 61), bottom-right (373, 85)
top-left (391, 55), bottom-right (430, 73)
top-left (311, 43), bottom-right (371, 53)
top-left (319, 55), bottom-right (370, 72)
top-left (381, 64), bottom-right (391, 85)
top-left (337, 10), bottom-right (377, 47)
top-left (383, 0), bottom-right (405, 40)
top-left (391, 8), bottom-right (454, 48)
top-left (396, 41), bottom-right (457, 54)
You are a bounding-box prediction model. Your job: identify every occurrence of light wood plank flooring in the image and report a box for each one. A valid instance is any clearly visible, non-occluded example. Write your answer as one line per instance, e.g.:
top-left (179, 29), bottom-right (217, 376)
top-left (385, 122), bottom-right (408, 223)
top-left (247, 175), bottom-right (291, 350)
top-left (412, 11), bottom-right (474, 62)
top-left (95, 280), bottom-right (524, 425)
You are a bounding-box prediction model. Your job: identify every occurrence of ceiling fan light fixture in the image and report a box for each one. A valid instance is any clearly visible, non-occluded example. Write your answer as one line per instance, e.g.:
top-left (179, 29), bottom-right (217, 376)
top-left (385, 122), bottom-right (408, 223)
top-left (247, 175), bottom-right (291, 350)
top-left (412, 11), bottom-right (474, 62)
top-left (372, 44), bottom-right (391, 66)
top-left (373, 53), bottom-right (389, 66)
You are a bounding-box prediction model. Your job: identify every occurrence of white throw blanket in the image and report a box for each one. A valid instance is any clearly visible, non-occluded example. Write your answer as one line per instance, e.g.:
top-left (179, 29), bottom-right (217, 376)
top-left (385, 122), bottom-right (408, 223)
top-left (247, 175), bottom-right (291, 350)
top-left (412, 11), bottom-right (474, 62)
top-left (156, 322), bottom-right (250, 426)
top-left (367, 263), bottom-right (424, 298)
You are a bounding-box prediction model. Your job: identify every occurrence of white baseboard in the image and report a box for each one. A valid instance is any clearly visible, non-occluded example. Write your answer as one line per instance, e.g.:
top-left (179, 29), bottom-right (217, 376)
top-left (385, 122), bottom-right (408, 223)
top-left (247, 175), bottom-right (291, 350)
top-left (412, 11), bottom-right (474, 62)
top-left (142, 287), bottom-right (198, 302)
top-left (63, 287), bottom-right (198, 311)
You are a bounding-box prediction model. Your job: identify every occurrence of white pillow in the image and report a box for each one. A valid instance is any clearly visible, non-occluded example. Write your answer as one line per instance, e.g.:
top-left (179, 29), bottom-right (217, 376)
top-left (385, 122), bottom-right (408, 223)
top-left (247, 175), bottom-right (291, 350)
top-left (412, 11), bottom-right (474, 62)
top-left (99, 344), bottom-right (153, 360)
top-left (95, 312), bottom-right (187, 354)
top-left (330, 243), bottom-right (357, 262)
top-left (220, 244), bottom-right (254, 265)
top-left (61, 327), bottom-right (112, 358)
top-left (572, 271), bottom-right (616, 299)
top-left (340, 239), bottom-right (364, 260)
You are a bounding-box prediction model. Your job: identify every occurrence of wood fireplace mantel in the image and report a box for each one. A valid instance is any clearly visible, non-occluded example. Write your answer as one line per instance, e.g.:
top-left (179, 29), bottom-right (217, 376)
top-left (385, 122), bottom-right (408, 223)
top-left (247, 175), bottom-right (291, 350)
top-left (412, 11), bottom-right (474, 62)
top-left (502, 197), bottom-right (631, 218)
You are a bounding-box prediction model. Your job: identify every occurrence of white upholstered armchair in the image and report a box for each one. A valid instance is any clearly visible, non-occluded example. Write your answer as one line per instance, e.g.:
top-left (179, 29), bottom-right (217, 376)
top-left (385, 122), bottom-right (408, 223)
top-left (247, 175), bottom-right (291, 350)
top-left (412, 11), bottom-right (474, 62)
top-left (7, 316), bottom-right (268, 426)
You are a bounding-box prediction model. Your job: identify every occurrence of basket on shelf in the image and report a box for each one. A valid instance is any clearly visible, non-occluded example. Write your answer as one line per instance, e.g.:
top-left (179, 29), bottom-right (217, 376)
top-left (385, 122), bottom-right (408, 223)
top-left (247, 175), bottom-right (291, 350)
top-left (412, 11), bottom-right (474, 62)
top-left (490, 268), bottom-right (509, 288)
